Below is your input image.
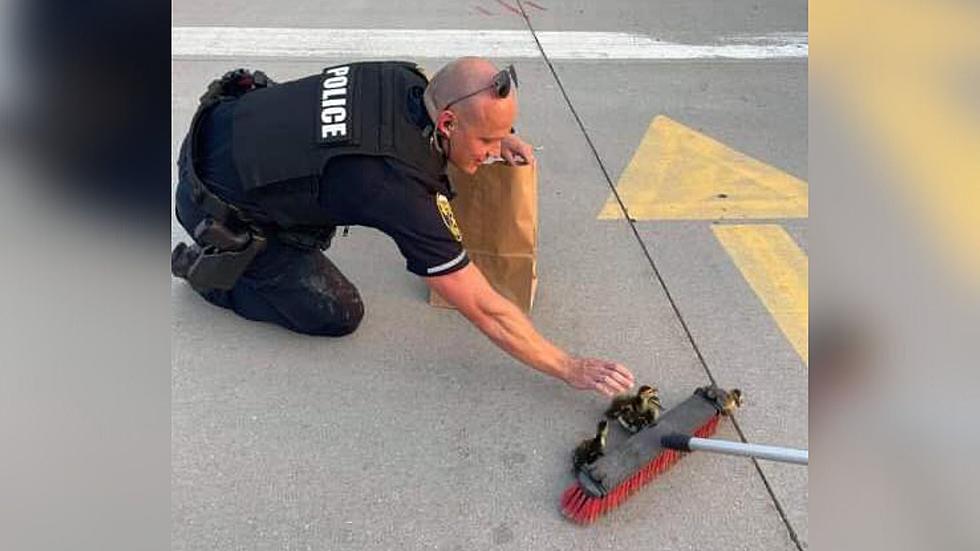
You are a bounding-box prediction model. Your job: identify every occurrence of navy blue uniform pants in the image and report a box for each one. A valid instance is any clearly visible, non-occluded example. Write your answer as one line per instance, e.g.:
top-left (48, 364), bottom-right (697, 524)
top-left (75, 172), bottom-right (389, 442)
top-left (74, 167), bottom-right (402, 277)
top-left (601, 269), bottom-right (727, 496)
top-left (174, 111), bottom-right (364, 336)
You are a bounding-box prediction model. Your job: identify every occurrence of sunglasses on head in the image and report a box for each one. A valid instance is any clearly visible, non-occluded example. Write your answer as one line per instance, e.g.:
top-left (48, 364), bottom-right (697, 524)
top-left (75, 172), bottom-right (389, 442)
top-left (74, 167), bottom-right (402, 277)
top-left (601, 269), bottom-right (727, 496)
top-left (441, 65), bottom-right (518, 112)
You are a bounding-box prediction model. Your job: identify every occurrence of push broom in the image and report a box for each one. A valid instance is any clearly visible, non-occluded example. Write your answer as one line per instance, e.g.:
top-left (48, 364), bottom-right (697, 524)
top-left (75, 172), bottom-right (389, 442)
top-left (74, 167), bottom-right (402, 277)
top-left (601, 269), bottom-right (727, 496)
top-left (560, 385), bottom-right (807, 524)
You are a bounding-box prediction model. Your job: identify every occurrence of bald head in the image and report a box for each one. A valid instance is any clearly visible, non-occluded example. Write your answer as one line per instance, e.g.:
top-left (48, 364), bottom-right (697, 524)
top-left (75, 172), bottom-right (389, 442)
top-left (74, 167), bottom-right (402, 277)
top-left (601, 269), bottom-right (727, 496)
top-left (424, 57), bottom-right (515, 120)
top-left (424, 57), bottom-right (518, 174)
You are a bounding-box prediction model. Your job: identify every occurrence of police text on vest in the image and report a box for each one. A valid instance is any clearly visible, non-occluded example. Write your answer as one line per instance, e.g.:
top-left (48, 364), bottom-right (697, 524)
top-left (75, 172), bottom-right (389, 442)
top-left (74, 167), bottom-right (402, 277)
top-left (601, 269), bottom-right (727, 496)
top-left (321, 66), bottom-right (350, 139)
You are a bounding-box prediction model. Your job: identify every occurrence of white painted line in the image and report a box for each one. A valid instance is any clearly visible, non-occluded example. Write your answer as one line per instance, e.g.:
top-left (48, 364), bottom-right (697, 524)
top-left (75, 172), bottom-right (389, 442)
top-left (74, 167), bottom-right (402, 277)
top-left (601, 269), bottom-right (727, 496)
top-left (172, 27), bottom-right (807, 60)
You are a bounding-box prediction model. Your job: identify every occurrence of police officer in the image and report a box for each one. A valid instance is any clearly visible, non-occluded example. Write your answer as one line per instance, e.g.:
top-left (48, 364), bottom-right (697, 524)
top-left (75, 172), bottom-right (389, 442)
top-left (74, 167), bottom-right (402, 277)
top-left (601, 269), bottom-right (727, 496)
top-left (173, 57), bottom-right (635, 398)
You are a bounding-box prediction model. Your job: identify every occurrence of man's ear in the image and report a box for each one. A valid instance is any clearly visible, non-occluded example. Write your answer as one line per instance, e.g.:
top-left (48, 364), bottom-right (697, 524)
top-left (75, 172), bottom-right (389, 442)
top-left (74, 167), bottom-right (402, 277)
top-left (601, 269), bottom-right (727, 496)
top-left (437, 111), bottom-right (456, 136)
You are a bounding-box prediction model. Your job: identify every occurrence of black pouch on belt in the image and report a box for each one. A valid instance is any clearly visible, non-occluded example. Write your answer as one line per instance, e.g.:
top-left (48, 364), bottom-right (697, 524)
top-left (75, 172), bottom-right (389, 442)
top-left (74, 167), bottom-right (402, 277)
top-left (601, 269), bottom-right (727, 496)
top-left (171, 218), bottom-right (267, 291)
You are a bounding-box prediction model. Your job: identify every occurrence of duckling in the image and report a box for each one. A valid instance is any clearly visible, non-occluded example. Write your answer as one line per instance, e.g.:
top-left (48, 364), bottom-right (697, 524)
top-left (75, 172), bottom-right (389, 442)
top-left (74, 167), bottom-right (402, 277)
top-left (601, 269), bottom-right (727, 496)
top-left (605, 392), bottom-right (637, 421)
top-left (617, 386), bottom-right (663, 433)
top-left (605, 385), bottom-right (658, 420)
top-left (721, 388), bottom-right (744, 415)
top-left (572, 420), bottom-right (609, 471)
top-left (695, 385), bottom-right (744, 415)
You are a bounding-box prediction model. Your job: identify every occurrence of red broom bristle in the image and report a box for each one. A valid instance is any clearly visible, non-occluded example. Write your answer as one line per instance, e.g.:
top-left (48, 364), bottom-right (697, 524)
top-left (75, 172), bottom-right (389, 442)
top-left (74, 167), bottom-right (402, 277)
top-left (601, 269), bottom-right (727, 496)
top-left (560, 414), bottom-right (722, 524)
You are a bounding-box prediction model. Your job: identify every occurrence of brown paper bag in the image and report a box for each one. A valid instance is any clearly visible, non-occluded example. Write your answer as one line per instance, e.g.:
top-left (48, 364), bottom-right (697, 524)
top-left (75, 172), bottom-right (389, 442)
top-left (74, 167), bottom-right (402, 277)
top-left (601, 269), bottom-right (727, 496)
top-left (429, 161), bottom-right (538, 312)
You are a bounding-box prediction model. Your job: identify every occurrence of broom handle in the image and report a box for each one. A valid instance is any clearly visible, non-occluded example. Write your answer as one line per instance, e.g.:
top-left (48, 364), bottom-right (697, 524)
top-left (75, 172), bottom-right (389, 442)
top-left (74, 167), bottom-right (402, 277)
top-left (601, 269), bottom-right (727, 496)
top-left (662, 433), bottom-right (808, 465)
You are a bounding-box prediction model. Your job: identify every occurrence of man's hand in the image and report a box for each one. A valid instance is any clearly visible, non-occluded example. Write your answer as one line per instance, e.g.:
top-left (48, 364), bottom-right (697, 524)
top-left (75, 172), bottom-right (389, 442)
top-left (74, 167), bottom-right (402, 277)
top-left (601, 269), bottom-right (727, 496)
top-left (561, 356), bottom-right (636, 398)
top-left (500, 134), bottom-right (536, 167)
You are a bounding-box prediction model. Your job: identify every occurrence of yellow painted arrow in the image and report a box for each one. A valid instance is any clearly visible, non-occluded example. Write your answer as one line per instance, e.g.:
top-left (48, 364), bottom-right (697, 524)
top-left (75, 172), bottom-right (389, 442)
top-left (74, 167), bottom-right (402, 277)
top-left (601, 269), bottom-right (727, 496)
top-left (597, 116), bottom-right (808, 220)
top-left (713, 224), bottom-right (809, 365)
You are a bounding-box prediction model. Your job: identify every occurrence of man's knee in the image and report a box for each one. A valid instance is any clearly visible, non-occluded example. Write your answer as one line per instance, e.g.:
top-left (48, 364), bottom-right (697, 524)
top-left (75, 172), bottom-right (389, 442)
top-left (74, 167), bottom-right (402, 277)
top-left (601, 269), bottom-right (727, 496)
top-left (283, 253), bottom-right (364, 336)
top-left (340, 294), bottom-right (365, 334)
top-left (299, 293), bottom-right (364, 336)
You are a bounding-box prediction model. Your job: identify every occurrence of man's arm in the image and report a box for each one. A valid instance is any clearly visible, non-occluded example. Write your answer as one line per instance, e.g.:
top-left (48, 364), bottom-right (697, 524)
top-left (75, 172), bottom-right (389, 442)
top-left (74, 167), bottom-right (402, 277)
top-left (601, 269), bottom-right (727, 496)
top-left (426, 263), bottom-right (635, 397)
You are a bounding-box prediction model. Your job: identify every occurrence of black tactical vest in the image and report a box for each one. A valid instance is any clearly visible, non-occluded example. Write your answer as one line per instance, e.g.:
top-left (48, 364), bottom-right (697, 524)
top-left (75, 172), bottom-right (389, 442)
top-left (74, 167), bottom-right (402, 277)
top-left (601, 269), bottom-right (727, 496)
top-left (230, 61), bottom-right (446, 227)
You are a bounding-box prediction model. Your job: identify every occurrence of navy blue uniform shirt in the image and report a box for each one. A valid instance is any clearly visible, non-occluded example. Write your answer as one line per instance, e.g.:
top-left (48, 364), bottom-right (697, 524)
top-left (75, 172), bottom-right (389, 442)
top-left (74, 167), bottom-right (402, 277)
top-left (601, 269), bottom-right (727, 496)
top-left (317, 155), bottom-right (469, 278)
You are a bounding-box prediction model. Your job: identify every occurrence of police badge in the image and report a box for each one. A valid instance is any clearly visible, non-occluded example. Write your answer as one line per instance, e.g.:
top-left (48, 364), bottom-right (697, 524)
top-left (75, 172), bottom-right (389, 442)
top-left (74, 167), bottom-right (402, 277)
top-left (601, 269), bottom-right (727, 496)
top-left (435, 193), bottom-right (463, 242)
